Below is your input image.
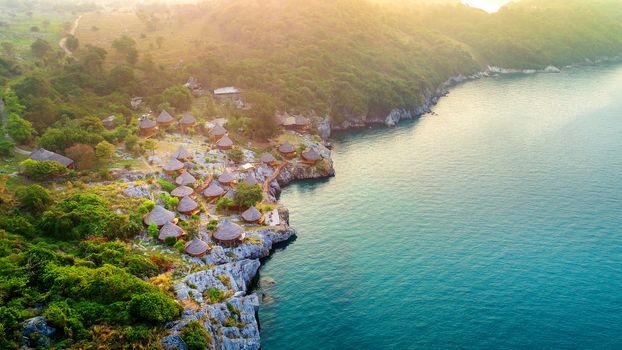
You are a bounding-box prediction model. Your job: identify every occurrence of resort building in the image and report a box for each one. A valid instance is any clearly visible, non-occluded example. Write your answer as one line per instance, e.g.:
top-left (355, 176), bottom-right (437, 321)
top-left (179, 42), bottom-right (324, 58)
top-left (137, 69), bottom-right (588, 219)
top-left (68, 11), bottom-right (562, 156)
top-left (203, 182), bottom-right (225, 199)
top-left (184, 237), bottom-right (210, 257)
top-left (156, 110), bottom-right (176, 128)
top-left (171, 185), bottom-right (194, 198)
top-left (215, 135), bottom-right (234, 150)
top-left (218, 170), bottom-right (236, 185)
top-left (260, 152), bottom-right (277, 166)
top-left (163, 157), bottom-right (185, 175)
top-left (213, 86), bottom-right (244, 108)
top-left (241, 206), bottom-right (262, 224)
top-left (212, 220), bottom-right (246, 247)
top-left (159, 222), bottom-right (185, 241)
top-left (179, 112), bottom-right (197, 131)
top-left (283, 115), bottom-right (311, 132)
top-left (301, 148), bottom-right (321, 164)
top-left (177, 196), bottom-right (200, 215)
top-left (172, 145), bottom-right (193, 161)
top-left (138, 117), bottom-right (158, 137)
top-left (243, 173), bottom-right (259, 186)
top-left (176, 171), bottom-right (197, 187)
top-left (144, 205), bottom-right (176, 227)
top-left (278, 141), bottom-right (296, 159)
top-left (30, 148), bottom-right (74, 168)
top-left (209, 124), bottom-right (227, 142)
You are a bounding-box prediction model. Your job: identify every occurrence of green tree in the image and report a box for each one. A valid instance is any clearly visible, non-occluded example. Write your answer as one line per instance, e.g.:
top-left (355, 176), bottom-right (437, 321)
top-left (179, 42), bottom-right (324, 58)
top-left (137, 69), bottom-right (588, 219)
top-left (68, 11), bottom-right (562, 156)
top-left (65, 35), bottom-right (79, 51)
top-left (127, 292), bottom-right (180, 323)
top-left (162, 85), bottom-right (192, 112)
top-left (95, 141), bottom-right (115, 162)
top-left (15, 185), bottom-right (51, 212)
top-left (143, 139), bottom-right (157, 155)
top-left (30, 39), bottom-right (53, 59)
top-left (6, 113), bottom-right (34, 144)
top-left (65, 143), bottom-right (97, 170)
top-left (125, 135), bottom-right (139, 152)
top-left (234, 182), bottom-right (263, 208)
top-left (19, 159), bottom-right (67, 180)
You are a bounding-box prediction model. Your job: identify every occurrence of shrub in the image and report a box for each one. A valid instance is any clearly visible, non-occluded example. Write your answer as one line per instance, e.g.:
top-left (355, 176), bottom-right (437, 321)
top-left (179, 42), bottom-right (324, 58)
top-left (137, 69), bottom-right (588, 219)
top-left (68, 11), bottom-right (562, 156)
top-left (215, 197), bottom-right (233, 213)
top-left (226, 148), bottom-right (244, 163)
top-left (0, 139), bottom-right (14, 156)
top-left (205, 287), bottom-right (226, 303)
top-left (234, 182), bottom-right (263, 208)
top-left (148, 223), bottom-right (159, 240)
top-left (180, 321), bottom-right (211, 350)
top-left (157, 178), bottom-right (175, 192)
top-left (15, 184), bottom-right (51, 212)
top-left (164, 236), bottom-right (177, 246)
top-left (128, 292), bottom-right (180, 323)
top-left (19, 159), bottom-right (67, 180)
top-left (65, 143), bottom-right (97, 170)
top-left (159, 193), bottom-right (179, 210)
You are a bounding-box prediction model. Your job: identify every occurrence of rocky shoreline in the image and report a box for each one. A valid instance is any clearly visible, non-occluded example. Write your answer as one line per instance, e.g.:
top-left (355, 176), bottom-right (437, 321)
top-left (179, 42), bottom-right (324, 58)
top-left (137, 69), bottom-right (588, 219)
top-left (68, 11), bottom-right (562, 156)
top-left (319, 56), bottom-right (622, 138)
top-left (160, 142), bottom-right (335, 350)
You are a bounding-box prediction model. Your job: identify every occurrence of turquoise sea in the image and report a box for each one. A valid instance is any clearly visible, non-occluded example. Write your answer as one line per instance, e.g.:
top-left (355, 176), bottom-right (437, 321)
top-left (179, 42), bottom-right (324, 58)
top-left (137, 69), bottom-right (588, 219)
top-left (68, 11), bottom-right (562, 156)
top-left (258, 65), bottom-right (622, 349)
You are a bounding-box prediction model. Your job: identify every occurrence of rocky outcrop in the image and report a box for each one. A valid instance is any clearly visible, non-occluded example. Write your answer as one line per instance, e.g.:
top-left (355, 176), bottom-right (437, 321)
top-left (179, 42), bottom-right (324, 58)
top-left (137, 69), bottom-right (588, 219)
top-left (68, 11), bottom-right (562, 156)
top-left (163, 224), bottom-right (296, 350)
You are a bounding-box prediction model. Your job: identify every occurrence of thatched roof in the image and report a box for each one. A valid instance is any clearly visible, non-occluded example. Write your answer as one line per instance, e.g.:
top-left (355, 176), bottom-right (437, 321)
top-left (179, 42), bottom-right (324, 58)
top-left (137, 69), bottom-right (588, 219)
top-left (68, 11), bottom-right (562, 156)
top-left (302, 148), bottom-right (321, 161)
top-left (159, 222), bottom-right (185, 240)
top-left (295, 115), bottom-right (311, 126)
top-left (176, 172), bottom-right (197, 186)
top-left (278, 141), bottom-right (295, 154)
top-left (224, 189), bottom-right (235, 200)
top-left (144, 205), bottom-right (176, 226)
top-left (203, 182), bottom-right (225, 197)
top-left (172, 145), bottom-right (192, 160)
top-left (215, 135), bottom-right (234, 148)
top-left (177, 196), bottom-right (199, 213)
top-left (218, 170), bottom-right (235, 184)
top-left (139, 118), bottom-right (157, 129)
top-left (163, 158), bottom-right (185, 172)
top-left (241, 206), bottom-right (262, 223)
top-left (243, 173), bottom-right (258, 186)
top-left (185, 238), bottom-right (209, 256)
top-left (30, 148), bottom-right (74, 167)
top-left (180, 112), bottom-right (197, 125)
top-left (171, 185), bottom-right (194, 198)
top-left (260, 153), bottom-right (276, 164)
top-left (157, 110), bottom-right (175, 123)
top-left (213, 220), bottom-right (245, 241)
top-left (209, 124), bottom-right (227, 137)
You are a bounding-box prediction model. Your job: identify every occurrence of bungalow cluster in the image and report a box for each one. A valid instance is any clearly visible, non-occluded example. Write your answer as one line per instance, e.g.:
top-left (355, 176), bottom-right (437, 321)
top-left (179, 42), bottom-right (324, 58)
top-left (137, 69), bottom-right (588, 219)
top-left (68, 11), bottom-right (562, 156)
top-left (139, 120), bottom-right (325, 259)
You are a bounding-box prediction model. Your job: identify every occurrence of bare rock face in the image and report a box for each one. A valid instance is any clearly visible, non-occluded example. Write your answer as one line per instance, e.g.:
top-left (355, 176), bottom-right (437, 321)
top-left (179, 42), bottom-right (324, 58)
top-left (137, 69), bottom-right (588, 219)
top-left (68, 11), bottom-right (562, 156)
top-left (316, 116), bottom-right (332, 140)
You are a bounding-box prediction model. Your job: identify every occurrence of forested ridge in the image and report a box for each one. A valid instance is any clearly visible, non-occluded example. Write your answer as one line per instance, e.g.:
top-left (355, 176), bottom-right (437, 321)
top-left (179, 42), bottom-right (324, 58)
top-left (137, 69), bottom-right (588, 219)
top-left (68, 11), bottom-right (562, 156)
top-left (1, 0), bottom-right (622, 348)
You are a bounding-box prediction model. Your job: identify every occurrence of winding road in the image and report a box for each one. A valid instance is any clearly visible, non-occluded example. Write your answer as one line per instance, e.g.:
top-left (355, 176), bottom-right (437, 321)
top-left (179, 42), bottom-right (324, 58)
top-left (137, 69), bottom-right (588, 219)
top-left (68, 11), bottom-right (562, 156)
top-left (59, 15), bottom-right (82, 56)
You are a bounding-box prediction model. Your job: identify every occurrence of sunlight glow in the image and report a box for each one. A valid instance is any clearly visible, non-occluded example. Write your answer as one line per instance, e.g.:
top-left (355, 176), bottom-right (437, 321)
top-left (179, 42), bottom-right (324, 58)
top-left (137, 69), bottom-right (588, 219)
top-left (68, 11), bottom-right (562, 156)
top-left (461, 0), bottom-right (512, 13)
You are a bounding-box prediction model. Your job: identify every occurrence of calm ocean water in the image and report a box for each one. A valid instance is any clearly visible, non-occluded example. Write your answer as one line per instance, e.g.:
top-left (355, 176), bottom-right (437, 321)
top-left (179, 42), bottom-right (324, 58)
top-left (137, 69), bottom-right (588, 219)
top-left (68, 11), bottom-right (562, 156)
top-left (258, 65), bottom-right (622, 349)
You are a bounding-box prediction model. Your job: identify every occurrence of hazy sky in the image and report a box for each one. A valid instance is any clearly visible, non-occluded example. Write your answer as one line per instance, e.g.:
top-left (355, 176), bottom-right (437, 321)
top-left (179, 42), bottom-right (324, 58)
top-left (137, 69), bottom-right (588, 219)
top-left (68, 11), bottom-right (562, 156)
top-left (462, 0), bottom-right (513, 12)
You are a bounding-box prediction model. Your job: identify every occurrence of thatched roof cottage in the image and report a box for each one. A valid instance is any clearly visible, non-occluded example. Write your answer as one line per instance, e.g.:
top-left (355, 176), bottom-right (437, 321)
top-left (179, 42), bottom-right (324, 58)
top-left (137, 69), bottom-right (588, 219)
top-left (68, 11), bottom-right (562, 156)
top-left (215, 135), bottom-right (234, 150)
top-left (203, 182), bottom-right (225, 199)
top-left (177, 196), bottom-right (200, 215)
top-left (30, 148), bottom-right (74, 168)
top-left (144, 205), bottom-right (176, 227)
top-left (163, 157), bottom-right (185, 175)
top-left (241, 206), bottom-right (262, 223)
top-left (157, 110), bottom-right (175, 128)
top-left (218, 170), bottom-right (236, 185)
top-left (138, 118), bottom-right (158, 137)
top-left (260, 152), bottom-right (277, 166)
top-left (172, 145), bottom-right (193, 161)
top-left (185, 237), bottom-right (210, 257)
top-left (171, 185), bottom-right (194, 198)
top-left (179, 112), bottom-right (197, 131)
top-left (175, 171), bottom-right (197, 187)
top-left (278, 141), bottom-right (296, 159)
top-left (301, 148), bottom-right (321, 164)
top-left (212, 220), bottom-right (245, 247)
top-left (209, 124), bottom-right (227, 142)
top-left (159, 222), bottom-right (185, 240)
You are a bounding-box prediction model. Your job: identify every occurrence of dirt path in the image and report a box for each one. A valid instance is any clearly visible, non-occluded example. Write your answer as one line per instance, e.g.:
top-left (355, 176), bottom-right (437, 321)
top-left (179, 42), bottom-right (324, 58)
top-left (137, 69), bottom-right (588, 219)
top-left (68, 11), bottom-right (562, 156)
top-left (59, 15), bottom-right (82, 56)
